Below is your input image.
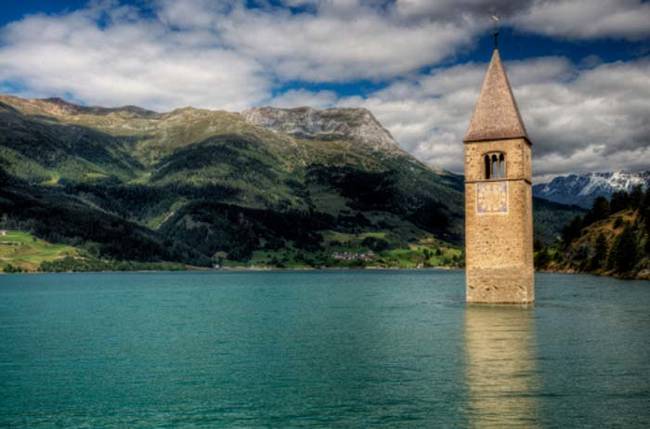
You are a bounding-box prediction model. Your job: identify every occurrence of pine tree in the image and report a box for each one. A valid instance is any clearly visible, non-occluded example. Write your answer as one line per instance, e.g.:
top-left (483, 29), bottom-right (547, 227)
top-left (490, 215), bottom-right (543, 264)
top-left (608, 225), bottom-right (638, 273)
top-left (584, 197), bottom-right (610, 226)
top-left (535, 247), bottom-right (551, 269)
top-left (642, 188), bottom-right (650, 255)
top-left (562, 216), bottom-right (583, 247)
top-left (629, 185), bottom-right (644, 209)
top-left (610, 191), bottom-right (630, 213)
top-left (589, 233), bottom-right (608, 271)
top-left (645, 214), bottom-right (650, 255)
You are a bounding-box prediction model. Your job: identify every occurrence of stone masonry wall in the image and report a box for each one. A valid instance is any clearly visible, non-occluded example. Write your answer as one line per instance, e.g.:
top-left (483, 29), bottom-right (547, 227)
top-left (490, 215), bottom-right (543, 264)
top-left (464, 138), bottom-right (534, 303)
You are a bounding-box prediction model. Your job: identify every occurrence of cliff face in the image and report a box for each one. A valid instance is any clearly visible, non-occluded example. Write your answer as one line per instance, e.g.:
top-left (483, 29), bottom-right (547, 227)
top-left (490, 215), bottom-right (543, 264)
top-left (242, 106), bottom-right (402, 154)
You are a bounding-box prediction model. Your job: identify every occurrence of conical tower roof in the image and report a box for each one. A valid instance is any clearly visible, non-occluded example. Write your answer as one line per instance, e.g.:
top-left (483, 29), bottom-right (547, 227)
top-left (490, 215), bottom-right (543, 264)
top-left (464, 49), bottom-right (529, 143)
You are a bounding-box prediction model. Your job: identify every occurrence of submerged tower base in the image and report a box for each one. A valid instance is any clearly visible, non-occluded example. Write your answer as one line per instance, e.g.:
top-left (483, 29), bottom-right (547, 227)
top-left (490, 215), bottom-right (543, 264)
top-left (466, 268), bottom-right (534, 304)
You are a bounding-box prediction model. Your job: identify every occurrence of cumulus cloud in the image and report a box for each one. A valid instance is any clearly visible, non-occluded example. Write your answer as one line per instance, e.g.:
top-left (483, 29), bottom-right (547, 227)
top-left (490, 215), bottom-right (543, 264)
top-left (192, 1), bottom-right (480, 82)
top-left (267, 89), bottom-right (338, 108)
top-left (0, 1), bottom-right (269, 111)
top-left (337, 56), bottom-right (650, 178)
top-left (394, 0), bottom-right (532, 19)
top-left (0, 0), bottom-right (485, 107)
top-left (512, 0), bottom-right (650, 40)
top-left (223, 18), bottom-right (466, 82)
top-left (396, 0), bottom-right (650, 41)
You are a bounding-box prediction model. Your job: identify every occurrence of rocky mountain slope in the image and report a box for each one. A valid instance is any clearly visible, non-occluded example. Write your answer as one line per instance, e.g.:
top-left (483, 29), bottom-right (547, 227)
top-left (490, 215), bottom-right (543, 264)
top-left (533, 171), bottom-right (650, 208)
top-left (242, 106), bottom-right (402, 154)
top-left (0, 94), bottom-right (579, 270)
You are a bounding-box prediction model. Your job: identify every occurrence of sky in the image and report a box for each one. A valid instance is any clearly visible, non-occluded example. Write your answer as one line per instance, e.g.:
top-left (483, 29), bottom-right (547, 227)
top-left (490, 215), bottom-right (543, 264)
top-left (0, 0), bottom-right (649, 179)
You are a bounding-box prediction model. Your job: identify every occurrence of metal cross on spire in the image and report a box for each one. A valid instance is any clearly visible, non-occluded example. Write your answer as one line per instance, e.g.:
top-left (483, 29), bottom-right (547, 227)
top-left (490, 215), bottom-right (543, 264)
top-left (491, 14), bottom-right (500, 49)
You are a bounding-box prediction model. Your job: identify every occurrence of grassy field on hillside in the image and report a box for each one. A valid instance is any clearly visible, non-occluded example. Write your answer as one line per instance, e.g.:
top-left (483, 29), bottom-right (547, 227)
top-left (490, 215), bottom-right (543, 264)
top-left (0, 230), bottom-right (189, 273)
top-left (0, 230), bottom-right (79, 272)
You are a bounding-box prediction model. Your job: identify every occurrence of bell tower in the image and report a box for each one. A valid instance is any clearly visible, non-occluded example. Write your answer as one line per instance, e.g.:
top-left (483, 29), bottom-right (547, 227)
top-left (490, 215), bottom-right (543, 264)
top-left (464, 46), bottom-right (534, 304)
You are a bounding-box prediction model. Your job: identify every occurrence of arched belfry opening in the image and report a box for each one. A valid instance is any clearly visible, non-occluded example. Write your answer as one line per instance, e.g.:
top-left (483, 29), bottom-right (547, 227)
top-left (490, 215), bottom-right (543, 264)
top-left (484, 152), bottom-right (506, 179)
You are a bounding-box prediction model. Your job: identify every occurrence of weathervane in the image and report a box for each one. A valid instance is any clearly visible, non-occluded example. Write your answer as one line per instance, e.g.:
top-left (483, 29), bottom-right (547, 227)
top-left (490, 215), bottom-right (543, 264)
top-left (491, 14), bottom-right (500, 49)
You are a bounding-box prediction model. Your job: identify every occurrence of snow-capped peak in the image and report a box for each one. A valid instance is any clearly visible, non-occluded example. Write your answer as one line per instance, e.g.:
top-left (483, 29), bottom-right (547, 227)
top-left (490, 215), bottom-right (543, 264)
top-left (533, 170), bottom-right (650, 208)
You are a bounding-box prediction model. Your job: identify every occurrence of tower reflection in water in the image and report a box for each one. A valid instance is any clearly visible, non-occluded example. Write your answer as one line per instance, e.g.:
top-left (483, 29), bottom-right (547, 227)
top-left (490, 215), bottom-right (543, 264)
top-left (464, 306), bottom-right (540, 428)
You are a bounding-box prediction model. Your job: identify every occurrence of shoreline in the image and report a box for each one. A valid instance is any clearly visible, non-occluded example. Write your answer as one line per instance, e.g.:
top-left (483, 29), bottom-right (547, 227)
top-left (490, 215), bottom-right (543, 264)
top-left (3, 266), bottom-right (648, 281)
top-left (1, 265), bottom-right (464, 275)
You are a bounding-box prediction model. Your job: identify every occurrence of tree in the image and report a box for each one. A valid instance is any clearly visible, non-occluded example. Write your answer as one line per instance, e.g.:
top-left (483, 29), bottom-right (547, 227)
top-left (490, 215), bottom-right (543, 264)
top-left (629, 185), bottom-right (644, 209)
top-left (608, 225), bottom-right (638, 273)
top-left (535, 247), bottom-right (551, 269)
top-left (589, 233), bottom-right (608, 271)
top-left (584, 196), bottom-right (610, 226)
top-left (641, 188), bottom-right (650, 255)
top-left (361, 236), bottom-right (390, 252)
top-left (562, 216), bottom-right (583, 246)
top-left (610, 191), bottom-right (630, 213)
top-left (645, 210), bottom-right (650, 255)
top-left (643, 187), bottom-right (650, 212)
top-left (3, 264), bottom-right (22, 273)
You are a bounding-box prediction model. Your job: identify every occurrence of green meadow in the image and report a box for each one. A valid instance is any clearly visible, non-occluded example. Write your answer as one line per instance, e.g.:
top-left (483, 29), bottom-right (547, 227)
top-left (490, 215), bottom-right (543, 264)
top-left (0, 230), bottom-right (79, 272)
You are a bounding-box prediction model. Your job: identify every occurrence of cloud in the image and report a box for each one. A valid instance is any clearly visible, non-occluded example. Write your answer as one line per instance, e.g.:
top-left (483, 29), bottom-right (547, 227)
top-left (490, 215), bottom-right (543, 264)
top-left (0, 0), bottom-right (485, 108)
top-left (3, 0), bottom-right (649, 110)
top-left (512, 0), bottom-right (650, 40)
top-left (394, 0), bottom-right (532, 19)
top-left (395, 0), bottom-right (650, 41)
top-left (199, 1), bottom-right (481, 82)
top-left (267, 89), bottom-right (338, 108)
top-left (0, 1), bottom-right (269, 111)
top-left (337, 56), bottom-right (650, 178)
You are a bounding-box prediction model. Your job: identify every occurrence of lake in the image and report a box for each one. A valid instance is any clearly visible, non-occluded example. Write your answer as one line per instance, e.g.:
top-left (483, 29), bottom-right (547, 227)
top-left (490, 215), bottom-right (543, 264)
top-left (0, 270), bottom-right (649, 428)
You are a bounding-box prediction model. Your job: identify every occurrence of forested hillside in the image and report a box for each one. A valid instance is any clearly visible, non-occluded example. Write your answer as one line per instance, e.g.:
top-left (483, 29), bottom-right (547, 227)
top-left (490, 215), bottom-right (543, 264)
top-left (535, 186), bottom-right (650, 280)
top-left (1, 95), bottom-right (579, 272)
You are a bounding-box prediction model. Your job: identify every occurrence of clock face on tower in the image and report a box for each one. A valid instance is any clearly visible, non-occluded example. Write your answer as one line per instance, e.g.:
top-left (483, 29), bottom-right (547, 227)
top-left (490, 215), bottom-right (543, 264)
top-left (476, 182), bottom-right (508, 214)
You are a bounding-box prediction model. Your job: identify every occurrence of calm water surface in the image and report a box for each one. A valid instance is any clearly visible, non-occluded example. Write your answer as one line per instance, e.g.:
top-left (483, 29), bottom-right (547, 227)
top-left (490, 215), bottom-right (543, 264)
top-left (0, 270), bottom-right (649, 428)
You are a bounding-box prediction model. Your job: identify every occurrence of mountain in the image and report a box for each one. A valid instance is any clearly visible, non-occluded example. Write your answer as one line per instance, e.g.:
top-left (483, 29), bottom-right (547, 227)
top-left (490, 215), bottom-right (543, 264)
top-left (242, 106), bottom-right (401, 154)
top-left (0, 94), bottom-right (579, 271)
top-left (533, 171), bottom-right (650, 208)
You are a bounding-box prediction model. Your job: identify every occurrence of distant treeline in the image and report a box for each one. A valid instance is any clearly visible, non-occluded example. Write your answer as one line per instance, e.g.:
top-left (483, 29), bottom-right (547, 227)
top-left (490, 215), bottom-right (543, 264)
top-left (39, 257), bottom-right (187, 273)
top-left (4, 257), bottom-right (186, 274)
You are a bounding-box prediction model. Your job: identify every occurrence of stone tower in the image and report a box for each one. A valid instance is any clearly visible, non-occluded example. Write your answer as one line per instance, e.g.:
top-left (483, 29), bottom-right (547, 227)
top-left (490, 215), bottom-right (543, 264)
top-left (464, 47), bottom-right (534, 304)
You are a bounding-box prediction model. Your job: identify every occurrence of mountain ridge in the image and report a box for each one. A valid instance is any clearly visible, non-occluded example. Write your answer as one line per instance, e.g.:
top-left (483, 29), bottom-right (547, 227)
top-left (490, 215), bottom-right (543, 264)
top-left (534, 170), bottom-right (650, 208)
top-left (0, 94), bottom-right (580, 271)
top-left (242, 106), bottom-right (403, 155)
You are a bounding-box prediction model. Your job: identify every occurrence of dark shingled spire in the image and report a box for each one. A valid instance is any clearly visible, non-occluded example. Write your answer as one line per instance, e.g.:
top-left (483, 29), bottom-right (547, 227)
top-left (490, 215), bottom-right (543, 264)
top-left (464, 48), bottom-right (529, 143)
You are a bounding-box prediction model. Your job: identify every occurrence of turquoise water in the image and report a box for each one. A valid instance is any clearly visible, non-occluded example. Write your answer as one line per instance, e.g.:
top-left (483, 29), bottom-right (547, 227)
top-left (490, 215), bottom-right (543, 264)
top-left (0, 270), bottom-right (649, 428)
